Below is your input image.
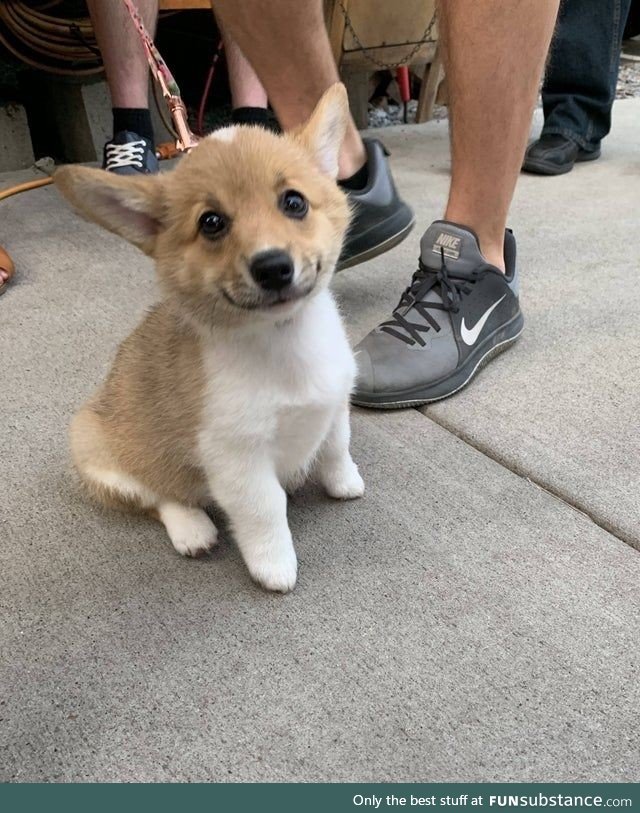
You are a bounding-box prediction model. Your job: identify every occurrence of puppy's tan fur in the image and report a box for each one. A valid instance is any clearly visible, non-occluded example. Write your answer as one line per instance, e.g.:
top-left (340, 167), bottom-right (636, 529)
top-left (70, 309), bottom-right (207, 510)
top-left (56, 85), bottom-right (363, 591)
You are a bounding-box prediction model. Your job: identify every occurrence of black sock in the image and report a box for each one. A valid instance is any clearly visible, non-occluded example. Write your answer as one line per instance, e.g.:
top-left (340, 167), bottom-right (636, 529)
top-left (112, 108), bottom-right (154, 144)
top-left (231, 106), bottom-right (269, 127)
top-left (338, 161), bottom-right (369, 192)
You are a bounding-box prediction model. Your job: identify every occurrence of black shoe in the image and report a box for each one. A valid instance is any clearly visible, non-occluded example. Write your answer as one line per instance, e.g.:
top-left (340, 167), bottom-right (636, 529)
top-left (522, 133), bottom-right (600, 176)
top-left (337, 139), bottom-right (415, 271)
top-left (102, 131), bottom-right (159, 175)
top-left (352, 221), bottom-right (524, 408)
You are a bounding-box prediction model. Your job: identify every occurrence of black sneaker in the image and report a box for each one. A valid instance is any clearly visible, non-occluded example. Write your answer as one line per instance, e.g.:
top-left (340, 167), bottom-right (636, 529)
top-left (103, 131), bottom-right (159, 175)
top-left (352, 221), bottom-right (524, 408)
top-left (522, 133), bottom-right (600, 176)
top-left (337, 138), bottom-right (415, 271)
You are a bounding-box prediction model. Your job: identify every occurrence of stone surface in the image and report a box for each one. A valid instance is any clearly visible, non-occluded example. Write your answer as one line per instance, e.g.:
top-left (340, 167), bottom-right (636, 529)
top-left (0, 104), bottom-right (34, 172)
top-left (334, 100), bottom-right (640, 549)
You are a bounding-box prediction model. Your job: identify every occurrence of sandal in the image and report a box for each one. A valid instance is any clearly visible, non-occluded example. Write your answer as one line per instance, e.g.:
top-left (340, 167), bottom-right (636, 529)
top-left (0, 244), bottom-right (15, 296)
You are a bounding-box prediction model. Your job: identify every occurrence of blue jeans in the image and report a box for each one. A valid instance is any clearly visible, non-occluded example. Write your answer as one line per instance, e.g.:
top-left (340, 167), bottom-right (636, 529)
top-left (541, 0), bottom-right (632, 152)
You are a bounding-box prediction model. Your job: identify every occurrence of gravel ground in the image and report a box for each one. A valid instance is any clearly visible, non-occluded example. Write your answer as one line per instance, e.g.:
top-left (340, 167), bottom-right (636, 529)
top-left (367, 58), bottom-right (640, 128)
top-left (367, 98), bottom-right (448, 128)
top-left (616, 60), bottom-right (640, 98)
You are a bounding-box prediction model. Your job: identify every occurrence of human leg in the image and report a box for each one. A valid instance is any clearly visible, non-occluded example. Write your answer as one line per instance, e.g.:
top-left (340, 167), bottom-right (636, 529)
top-left (214, 0), bottom-right (415, 268)
top-left (220, 27), bottom-right (269, 126)
top-left (440, 0), bottom-right (560, 269)
top-left (523, 0), bottom-right (632, 174)
top-left (543, 0), bottom-right (631, 149)
top-left (354, 0), bottom-right (561, 408)
top-left (87, 0), bottom-right (159, 173)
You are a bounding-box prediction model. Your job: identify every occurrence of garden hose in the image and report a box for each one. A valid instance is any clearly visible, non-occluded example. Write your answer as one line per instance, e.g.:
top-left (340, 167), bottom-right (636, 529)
top-left (0, 176), bottom-right (54, 282)
top-left (0, 0), bottom-right (103, 77)
top-left (0, 176), bottom-right (53, 202)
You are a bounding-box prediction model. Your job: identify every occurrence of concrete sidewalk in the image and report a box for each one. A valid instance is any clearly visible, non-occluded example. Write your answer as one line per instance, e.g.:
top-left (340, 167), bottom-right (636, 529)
top-left (1, 101), bottom-right (639, 782)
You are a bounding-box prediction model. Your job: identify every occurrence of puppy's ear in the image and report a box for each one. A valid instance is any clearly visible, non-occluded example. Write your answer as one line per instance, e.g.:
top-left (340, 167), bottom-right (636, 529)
top-left (54, 165), bottom-right (166, 255)
top-left (294, 83), bottom-right (349, 178)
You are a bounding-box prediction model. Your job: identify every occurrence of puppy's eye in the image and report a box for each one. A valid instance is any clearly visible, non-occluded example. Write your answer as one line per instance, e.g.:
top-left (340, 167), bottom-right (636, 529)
top-left (199, 211), bottom-right (228, 239)
top-left (279, 190), bottom-right (308, 220)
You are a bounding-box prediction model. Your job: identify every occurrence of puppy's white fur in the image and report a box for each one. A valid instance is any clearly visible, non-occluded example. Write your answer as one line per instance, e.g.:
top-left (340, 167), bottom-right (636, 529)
top-left (198, 290), bottom-right (362, 591)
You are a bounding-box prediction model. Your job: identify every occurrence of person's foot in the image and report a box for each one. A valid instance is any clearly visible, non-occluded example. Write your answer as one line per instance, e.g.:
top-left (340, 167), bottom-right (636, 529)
top-left (352, 221), bottom-right (524, 408)
top-left (102, 131), bottom-right (159, 176)
top-left (337, 138), bottom-right (415, 271)
top-left (522, 133), bottom-right (600, 176)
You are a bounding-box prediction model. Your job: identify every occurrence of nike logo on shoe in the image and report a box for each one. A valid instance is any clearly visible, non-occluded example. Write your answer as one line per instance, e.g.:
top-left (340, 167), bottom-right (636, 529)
top-left (432, 232), bottom-right (462, 260)
top-left (460, 295), bottom-right (506, 346)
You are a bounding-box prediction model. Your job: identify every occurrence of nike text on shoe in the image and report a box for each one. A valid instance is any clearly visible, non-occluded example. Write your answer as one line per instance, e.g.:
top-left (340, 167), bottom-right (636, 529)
top-left (337, 139), bottom-right (415, 271)
top-left (352, 221), bottom-right (524, 408)
top-left (103, 131), bottom-right (159, 176)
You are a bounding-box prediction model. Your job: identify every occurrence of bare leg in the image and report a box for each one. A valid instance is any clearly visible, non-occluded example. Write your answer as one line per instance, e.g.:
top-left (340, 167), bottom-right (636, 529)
top-left (213, 0), bottom-right (366, 179)
top-left (224, 33), bottom-right (268, 110)
top-left (440, 0), bottom-right (560, 269)
top-left (87, 0), bottom-right (157, 110)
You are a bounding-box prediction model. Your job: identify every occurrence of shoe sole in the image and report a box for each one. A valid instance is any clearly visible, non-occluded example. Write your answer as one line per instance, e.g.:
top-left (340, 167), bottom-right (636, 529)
top-left (522, 148), bottom-right (601, 176)
top-left (336, 217), bottom-right (415, 272)
top-left (352, 312), bottom-right (524, 409)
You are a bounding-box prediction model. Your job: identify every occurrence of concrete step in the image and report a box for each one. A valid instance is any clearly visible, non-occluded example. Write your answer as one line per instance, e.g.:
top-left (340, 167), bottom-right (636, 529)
top-left (0, 103), bottom-right (34, 172)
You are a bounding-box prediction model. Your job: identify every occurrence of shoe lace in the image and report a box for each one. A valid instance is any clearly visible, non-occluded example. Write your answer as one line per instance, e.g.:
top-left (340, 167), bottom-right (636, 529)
top-left (105, 140), bottom-right (146, 170)
top-left (380, 248), bottom-right (483, 347)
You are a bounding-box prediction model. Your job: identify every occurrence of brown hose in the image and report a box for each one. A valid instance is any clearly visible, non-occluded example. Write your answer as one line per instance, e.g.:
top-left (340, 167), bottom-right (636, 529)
top-left (0, 177), bottom-right (54, 291)
top-left (0, 1), bottom-right (176, 77)
top-left (155, 142), bottom-right (181, 161)
top-left (0, 0), bottom-right (103, 76)
top-left (0, 176), bottom-right (54, 202)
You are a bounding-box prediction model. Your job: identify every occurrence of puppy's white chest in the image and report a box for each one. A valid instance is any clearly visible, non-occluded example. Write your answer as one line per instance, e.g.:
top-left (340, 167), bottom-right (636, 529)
top-left (270, 350), bottom-right (350, 480)
top-left (200, 291), bottom-right (355, 477)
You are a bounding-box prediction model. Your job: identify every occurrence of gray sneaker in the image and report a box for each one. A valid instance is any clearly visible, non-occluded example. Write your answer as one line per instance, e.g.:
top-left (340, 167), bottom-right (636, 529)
top-left (352, 221), bottom-right (524, 408)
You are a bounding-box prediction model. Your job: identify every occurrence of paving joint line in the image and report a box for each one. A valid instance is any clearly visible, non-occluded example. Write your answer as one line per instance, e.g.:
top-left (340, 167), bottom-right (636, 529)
top-left (417, 408), bottom-right (638, 553)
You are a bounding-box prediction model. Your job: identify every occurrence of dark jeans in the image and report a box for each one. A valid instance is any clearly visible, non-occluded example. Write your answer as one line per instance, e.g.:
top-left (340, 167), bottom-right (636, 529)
top-left (542, 0), bottom-right (632, 152)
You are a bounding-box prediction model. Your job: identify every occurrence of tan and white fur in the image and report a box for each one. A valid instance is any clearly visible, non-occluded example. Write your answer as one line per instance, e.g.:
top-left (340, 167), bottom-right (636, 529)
top-left (55, 84), bottom-right (363, 593)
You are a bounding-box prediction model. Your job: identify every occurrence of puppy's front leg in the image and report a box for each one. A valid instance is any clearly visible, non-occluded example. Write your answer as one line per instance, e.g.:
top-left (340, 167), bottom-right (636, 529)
top-left (317, 403), bottom-right (364, 500)
top-left (208, 453), bottom-right (297, 593)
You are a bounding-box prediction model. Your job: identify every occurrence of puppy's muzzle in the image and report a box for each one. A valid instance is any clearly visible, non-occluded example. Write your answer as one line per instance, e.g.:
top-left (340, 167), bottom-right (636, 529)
top-left (249, 249), bottom-right (295, 292)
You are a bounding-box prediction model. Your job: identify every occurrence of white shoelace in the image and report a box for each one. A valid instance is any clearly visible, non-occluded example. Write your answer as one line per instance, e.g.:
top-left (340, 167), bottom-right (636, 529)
top-left (105, 140), bottom-right (146, 170)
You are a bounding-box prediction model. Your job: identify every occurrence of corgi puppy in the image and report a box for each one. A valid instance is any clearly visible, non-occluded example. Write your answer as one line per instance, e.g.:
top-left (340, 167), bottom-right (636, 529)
top-left (55, 84), bottom-right (363, 593)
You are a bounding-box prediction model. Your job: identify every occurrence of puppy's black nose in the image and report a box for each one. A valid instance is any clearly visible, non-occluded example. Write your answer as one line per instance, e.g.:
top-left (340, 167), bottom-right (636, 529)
top-left (249, 250), bottom-right (294, 291)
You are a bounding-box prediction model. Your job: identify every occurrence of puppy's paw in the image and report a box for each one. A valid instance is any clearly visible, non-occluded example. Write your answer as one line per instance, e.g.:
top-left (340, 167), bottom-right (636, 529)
top-left (247, 547), bottom-right (298, 593)
top-left (159, 503), bottom-right (218, 558)
top-left (322, 460), bottom-right (365, 500)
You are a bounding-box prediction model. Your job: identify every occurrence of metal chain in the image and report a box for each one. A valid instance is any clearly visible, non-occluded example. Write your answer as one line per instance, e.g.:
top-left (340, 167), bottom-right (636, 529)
top-left (337, 0), bottom-right (437, 71)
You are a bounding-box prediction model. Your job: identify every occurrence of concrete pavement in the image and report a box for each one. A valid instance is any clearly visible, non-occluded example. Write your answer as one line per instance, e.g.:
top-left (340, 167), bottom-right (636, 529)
top-left (1, 100), bottom-right (638, 782)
